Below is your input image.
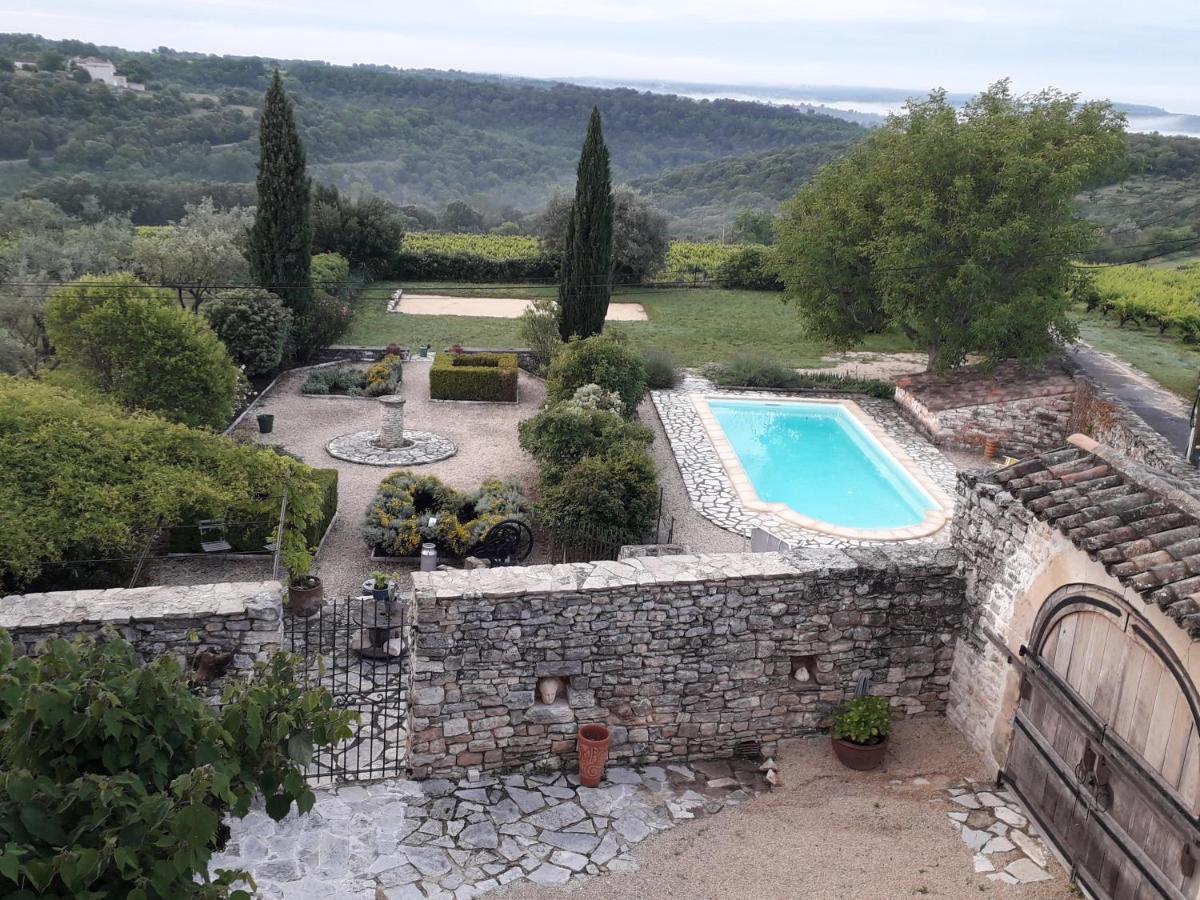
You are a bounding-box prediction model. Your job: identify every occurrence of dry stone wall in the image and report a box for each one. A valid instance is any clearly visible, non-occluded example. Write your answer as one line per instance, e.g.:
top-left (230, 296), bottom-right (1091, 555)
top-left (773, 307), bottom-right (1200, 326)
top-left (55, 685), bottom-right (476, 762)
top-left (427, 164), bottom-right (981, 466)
top-left (407, 549), bottom-right (965, 779)
top-left (0, 580), bottom-right (285, 681)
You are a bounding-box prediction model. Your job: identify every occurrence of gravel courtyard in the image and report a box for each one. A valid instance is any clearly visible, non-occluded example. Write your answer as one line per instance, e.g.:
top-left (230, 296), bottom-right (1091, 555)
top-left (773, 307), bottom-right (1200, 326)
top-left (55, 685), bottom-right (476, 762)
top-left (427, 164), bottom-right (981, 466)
top-left (233, 358), bottom-right (545, 597)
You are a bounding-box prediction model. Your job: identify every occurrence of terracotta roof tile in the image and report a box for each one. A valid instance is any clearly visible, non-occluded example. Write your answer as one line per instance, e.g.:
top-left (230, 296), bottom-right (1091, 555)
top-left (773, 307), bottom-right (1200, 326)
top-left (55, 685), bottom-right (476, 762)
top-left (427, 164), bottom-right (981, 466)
top-left (982, 445), bottom-right (1200, 639)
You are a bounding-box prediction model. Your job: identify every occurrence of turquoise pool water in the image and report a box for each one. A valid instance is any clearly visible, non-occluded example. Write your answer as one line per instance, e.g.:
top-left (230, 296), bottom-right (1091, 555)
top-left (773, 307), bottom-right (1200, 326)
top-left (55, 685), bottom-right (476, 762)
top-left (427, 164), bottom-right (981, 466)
top-left (708, 399), bottom-right (937, 530)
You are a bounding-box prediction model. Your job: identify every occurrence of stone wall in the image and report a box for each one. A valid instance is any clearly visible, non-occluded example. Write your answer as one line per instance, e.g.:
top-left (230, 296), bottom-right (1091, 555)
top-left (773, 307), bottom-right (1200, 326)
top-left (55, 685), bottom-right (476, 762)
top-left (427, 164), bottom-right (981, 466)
top-left (944, 472), bottom-right (1053, 769)
top-left (0, 581), bottom-right (285, 681)
top-left (894, 361), bottom-right (1076, 457)
top-left (407, 549), bottom-right (965, 779)
top-left (1066, 365), bottom-right (1196, 481)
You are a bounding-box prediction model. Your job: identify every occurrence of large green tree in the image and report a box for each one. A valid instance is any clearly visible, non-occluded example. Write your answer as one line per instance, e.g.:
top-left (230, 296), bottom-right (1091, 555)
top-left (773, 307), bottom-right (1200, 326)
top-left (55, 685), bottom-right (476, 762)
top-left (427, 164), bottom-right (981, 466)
top-left (776, 81), bottom-right (1127, 371)
top-left (558, 108), bottom-right (614, 340)
top-left (248, 71), bottom-right (312, 316)
top-left (541, 186), bottom-right (669, 283)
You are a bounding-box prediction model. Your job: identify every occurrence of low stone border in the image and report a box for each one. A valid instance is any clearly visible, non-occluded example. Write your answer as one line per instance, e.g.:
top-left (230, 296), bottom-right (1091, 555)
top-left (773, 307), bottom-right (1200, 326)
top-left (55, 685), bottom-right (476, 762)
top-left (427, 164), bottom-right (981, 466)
top-left (651, 376), bottom-right (959, 549)
top-left (326, 430), bottom-right (457, 466)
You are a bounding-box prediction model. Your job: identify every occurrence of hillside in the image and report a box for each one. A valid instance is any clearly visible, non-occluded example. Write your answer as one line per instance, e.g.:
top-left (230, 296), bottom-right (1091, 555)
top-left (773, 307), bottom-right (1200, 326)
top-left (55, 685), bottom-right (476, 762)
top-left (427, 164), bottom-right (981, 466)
top-left (0, 33), bottom-right (864, 220)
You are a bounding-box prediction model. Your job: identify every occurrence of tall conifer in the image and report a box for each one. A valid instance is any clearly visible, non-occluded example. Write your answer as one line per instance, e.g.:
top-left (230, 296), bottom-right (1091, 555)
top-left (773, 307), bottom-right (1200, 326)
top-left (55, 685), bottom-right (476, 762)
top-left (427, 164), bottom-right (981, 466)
top-left (558, 107), bottom-right (614, 340)
top-left (248, 70), bottom-right (312, 313)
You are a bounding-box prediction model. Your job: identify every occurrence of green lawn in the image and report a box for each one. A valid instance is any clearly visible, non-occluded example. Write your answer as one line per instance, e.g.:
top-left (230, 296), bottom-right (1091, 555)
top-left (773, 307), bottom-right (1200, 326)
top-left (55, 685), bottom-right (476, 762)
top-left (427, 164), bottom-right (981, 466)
top-left (345, 282), bottom-right (915, 368)
top-left (1075, 311), bottom-right (1200, 398)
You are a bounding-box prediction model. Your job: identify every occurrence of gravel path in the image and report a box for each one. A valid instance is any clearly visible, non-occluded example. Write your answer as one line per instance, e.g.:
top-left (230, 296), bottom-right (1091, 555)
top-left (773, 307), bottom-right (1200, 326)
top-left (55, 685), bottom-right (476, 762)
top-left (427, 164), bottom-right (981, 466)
top-left (505, 719), bottom-right (1074, 900)
top-left (641, 394), bottom-right (747, 554)
top-left (233, 359), bottom-right (544, 597)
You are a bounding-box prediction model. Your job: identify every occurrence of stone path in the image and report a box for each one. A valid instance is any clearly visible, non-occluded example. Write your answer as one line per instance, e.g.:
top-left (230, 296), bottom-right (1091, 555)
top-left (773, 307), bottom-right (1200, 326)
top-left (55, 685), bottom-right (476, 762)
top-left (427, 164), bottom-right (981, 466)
top-left (212, 760), bottom-right (766, 899)
top-left (944, 782), bottom-right (1056, 886)
top-left (651, 375), bottom-right (960, 549)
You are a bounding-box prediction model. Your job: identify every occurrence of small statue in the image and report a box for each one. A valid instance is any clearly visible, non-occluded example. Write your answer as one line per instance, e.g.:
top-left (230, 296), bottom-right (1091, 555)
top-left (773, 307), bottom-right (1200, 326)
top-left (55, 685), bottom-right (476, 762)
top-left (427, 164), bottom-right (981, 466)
top-left (537, 676), bottom-right (561, 705)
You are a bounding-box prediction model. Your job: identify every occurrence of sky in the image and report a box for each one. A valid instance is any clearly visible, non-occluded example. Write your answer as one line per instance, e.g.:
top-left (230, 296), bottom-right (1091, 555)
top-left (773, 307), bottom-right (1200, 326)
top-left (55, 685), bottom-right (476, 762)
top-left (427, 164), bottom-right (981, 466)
top-left (7, 0), bottom-right (1200, 112)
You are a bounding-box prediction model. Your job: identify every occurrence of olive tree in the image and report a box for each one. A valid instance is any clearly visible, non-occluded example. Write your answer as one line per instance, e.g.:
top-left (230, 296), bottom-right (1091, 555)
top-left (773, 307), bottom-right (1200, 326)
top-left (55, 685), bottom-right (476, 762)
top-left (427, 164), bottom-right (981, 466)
top-left (541, 187), bottom-right (669, 283)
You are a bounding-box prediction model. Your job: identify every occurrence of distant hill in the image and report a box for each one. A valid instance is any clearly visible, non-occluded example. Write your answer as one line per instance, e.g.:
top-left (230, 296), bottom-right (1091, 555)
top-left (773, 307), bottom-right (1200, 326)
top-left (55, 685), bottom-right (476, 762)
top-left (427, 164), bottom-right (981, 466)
top-left (0, 33), bottom-right (863, 219)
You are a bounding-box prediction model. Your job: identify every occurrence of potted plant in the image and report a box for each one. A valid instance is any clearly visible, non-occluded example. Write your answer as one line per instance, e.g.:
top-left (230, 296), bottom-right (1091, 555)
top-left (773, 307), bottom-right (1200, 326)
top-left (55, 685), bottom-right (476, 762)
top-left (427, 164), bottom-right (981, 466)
top-left (284, 546), bottom-right (324, 618)
top-left (368, 571), bottom-right (391, 602)
top-left (830, 696), bottom-right (892, 770)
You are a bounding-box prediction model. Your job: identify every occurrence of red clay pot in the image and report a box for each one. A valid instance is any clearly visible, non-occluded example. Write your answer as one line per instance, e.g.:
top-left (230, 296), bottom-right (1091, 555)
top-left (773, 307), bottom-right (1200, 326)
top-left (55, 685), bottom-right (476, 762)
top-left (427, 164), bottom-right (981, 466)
top-left (577, 724), bottom-right (612, 787)
top-left (832, 734), bottom-right (889, 771)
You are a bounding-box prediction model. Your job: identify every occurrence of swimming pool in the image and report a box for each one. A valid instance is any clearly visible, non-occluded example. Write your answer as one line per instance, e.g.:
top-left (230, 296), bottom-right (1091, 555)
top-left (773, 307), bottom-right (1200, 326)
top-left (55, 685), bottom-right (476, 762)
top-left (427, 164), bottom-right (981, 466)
top-left (697, 397), bottom-right (947, 539)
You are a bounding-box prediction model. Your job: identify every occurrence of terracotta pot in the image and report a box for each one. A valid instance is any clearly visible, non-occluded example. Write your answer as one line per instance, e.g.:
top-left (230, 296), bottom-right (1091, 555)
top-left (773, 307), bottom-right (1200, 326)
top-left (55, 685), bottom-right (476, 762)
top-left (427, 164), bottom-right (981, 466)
top-left (577, 724), bottom-right (612, 788)
top-left (831, 734), bottom-right (889, 771)
top-left (983, 437), bottom-right (1000, 459)
top-left (288, 578), bottom-right (325, 618)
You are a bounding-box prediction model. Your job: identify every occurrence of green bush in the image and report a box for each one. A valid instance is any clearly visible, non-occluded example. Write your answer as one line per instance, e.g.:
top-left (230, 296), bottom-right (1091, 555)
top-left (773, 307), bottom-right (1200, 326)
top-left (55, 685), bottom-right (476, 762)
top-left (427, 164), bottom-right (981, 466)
top-left (204, 288), bottom-right (293, 376)
top-left (545, 334), bottom-right (648, 417)
top-left (641, 348), bottom-right (681, 389)
top-left (429, 352), bottom-right (518, 402)
top-left (362, 471), bottom-right (529, 557)
top-left (705, 355), bottom-right (895, 398)
top-left (519, 401), bottom-right (652, 480)
top-left (0, 378), bottom-right (328, 593)
top-left (0, 633), bottom-right (353, 899)
top-left (518, 296), bottom-right (563, 375)
top-left (831, 696), bottom-right (893, 745)
top-left (45, 273), bottom-right (245, 430)
top-left (305, 468), bottom-right (339, 550)
top-left (537, 440), bottom-right (659, 541)
top-left (300, 356), bottom-right (401, 397)
top-left (715, 245), bottom-right (784, 290)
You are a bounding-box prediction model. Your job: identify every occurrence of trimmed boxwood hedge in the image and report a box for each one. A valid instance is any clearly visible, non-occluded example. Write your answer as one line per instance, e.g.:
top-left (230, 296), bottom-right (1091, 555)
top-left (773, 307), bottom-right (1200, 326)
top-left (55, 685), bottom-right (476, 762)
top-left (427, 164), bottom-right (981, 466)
top-left (430, 352), bottom-right (519, 402)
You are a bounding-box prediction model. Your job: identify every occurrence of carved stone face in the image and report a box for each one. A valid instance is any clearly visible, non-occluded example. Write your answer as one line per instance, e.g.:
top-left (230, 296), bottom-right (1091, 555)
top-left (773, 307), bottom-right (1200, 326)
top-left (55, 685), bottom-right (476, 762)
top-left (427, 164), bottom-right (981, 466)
top-left (537, 676), bottom-right (561, 705)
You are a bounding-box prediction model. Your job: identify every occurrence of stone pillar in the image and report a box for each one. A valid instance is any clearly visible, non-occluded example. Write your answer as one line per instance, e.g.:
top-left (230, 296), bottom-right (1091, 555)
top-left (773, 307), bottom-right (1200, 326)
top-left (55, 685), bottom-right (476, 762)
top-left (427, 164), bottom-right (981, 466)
top-left (376, 396), bottom-right (407, 448)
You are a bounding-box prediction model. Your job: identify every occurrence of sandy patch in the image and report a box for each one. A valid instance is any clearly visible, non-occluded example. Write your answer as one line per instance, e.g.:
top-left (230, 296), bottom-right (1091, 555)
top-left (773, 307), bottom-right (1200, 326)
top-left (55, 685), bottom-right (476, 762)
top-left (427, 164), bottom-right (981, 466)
top-left (396, 294), bottom-right (648, 321)
top-left (506, 719), bottom-right (1073, 900)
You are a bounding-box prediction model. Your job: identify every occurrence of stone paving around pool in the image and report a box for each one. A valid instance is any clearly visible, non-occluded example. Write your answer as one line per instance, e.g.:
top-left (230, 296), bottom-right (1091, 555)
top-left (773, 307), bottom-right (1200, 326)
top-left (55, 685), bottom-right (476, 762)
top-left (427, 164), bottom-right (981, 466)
top-left (651, 374), bottom-right (960, 549)
top-left (944, 782), bottom-right (1056, 886)
top-left (212, 759), bottom-right (766, 899)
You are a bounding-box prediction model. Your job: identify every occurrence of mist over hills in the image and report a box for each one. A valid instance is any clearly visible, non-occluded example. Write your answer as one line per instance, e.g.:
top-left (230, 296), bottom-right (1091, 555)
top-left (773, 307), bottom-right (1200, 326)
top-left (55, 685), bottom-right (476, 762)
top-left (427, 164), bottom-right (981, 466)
top-left (1, 32), bottom-right (1197, 241)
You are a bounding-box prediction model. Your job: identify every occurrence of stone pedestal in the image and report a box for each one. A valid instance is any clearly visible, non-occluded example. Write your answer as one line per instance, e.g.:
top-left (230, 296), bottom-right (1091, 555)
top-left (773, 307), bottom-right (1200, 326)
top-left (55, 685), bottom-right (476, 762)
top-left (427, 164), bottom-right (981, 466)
top-left (376, 396), bottom-right (407, 449)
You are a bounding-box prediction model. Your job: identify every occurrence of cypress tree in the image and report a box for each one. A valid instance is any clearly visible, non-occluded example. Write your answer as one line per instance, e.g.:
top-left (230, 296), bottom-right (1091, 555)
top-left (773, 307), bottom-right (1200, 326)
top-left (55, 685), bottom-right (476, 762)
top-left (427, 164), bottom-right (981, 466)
top-left (558, 107), bottom-right (614, 340)
top-left (248, 70), bottom-right (312, 315)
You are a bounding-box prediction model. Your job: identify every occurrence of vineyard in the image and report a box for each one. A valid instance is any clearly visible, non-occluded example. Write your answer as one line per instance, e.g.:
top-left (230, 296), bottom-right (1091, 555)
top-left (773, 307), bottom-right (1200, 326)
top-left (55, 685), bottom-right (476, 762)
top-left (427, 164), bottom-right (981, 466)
top-left (399, 232), bottom-right (543, 260)
top-left (1089, 263), bottom-right (1200, 341)
top-left (389, 232), bottom-right (753, 283)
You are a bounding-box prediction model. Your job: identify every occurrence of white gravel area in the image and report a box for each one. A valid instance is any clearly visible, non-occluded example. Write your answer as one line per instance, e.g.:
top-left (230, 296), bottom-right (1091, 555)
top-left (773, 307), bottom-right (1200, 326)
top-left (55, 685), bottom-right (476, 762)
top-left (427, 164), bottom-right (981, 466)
top-left (641, 394), bottom-right (747, 554)
top-left (396, 295), bottom-right (648, 321)
top-left (233, 359), bottom-right (544, 597)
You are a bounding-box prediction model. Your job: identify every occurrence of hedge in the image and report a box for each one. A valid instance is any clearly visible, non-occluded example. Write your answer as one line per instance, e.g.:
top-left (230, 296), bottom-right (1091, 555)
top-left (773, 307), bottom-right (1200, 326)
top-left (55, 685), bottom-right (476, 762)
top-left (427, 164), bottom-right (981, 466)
top-left (430, 352), bottom-right (519, 402)
top-left (387, 250), bottom-right (557, 283)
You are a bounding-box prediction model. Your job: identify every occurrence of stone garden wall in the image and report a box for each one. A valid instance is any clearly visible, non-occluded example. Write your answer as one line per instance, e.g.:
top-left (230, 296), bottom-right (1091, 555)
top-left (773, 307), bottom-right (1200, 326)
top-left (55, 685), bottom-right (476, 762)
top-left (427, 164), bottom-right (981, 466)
top-left (407, 549), bottom-right (966, 779)
top-left (894, 361), bottom-right (1076, 457)
top-left (0, 580), bottom-right (285, 681)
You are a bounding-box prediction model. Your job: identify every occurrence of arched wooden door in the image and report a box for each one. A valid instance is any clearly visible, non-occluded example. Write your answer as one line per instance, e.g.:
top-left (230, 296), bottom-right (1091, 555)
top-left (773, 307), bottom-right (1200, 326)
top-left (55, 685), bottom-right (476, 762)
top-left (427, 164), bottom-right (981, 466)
top-left (1002, 586), bottom-right (1200, 899)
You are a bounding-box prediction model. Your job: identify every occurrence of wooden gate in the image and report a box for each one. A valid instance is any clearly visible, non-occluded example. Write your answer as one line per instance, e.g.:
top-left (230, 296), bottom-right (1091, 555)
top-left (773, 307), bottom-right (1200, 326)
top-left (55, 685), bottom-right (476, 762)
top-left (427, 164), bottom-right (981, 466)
top-left (1001, 587), bottom-right (1200, 899)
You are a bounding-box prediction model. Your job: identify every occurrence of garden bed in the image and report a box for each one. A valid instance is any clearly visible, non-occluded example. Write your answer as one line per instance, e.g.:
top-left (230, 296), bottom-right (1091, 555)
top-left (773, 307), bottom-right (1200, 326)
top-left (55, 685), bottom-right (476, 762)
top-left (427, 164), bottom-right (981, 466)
top-left (429, 351), bottom-right (519, 402)
top-left (301, 355), bottom-right (403, 398)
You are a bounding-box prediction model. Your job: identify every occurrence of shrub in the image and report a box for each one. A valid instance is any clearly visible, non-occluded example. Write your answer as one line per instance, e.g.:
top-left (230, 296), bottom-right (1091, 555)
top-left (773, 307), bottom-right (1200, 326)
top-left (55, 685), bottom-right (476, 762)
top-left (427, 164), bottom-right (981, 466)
top-left (831, 696), bottom-right (893, 745)
top-left (204, 288), bottom-right (293, 376)
top-left (291, 289), bottom-right (355, 360)
top-left (386, 233), bottom-right (557, 282)
top-left (363, 471), bottom-right (529, 557)
top-left (537, 441), bottom-right (659, 541)
top-left (568, 383), bottom-right (624, 412)
top-left (519, 401), bottom-right (653, 479)
top-left (641, 348), bottom-right (681, 389)
top-left (715, 245), bottom-right (784, 290)
top-left (546, 334), bottom-right (648, 417)
top-left (519, 296), bottom-right (563, 374)
top-left (45, 273), bottom-right (245, 430)
top-left (0, 378), bottom-right (328, 593)
top-left (0, 633), bottom-right (354, 898)
top-left (430, 352), bottom-right (519, 402)
top-left (300, 356), bottom-right (401, 397)
top-left (705, 356), bottom-right (895, 398)
top-left (363, 353), bottom-right (404, 396)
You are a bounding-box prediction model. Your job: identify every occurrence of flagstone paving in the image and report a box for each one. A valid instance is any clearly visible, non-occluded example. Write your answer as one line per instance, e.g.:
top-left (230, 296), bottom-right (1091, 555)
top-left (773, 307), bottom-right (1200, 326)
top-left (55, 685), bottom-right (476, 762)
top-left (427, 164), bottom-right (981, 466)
top-left (944, 782), bottom-right (1055, 885)
top-left (212, 760), bottom-right (767, 899)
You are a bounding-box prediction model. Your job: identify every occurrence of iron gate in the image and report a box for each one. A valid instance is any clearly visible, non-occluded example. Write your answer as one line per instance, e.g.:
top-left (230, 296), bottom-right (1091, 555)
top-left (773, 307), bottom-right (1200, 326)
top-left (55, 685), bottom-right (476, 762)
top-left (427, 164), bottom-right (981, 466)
top-left (286, 592), bottom-right (409, 783)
